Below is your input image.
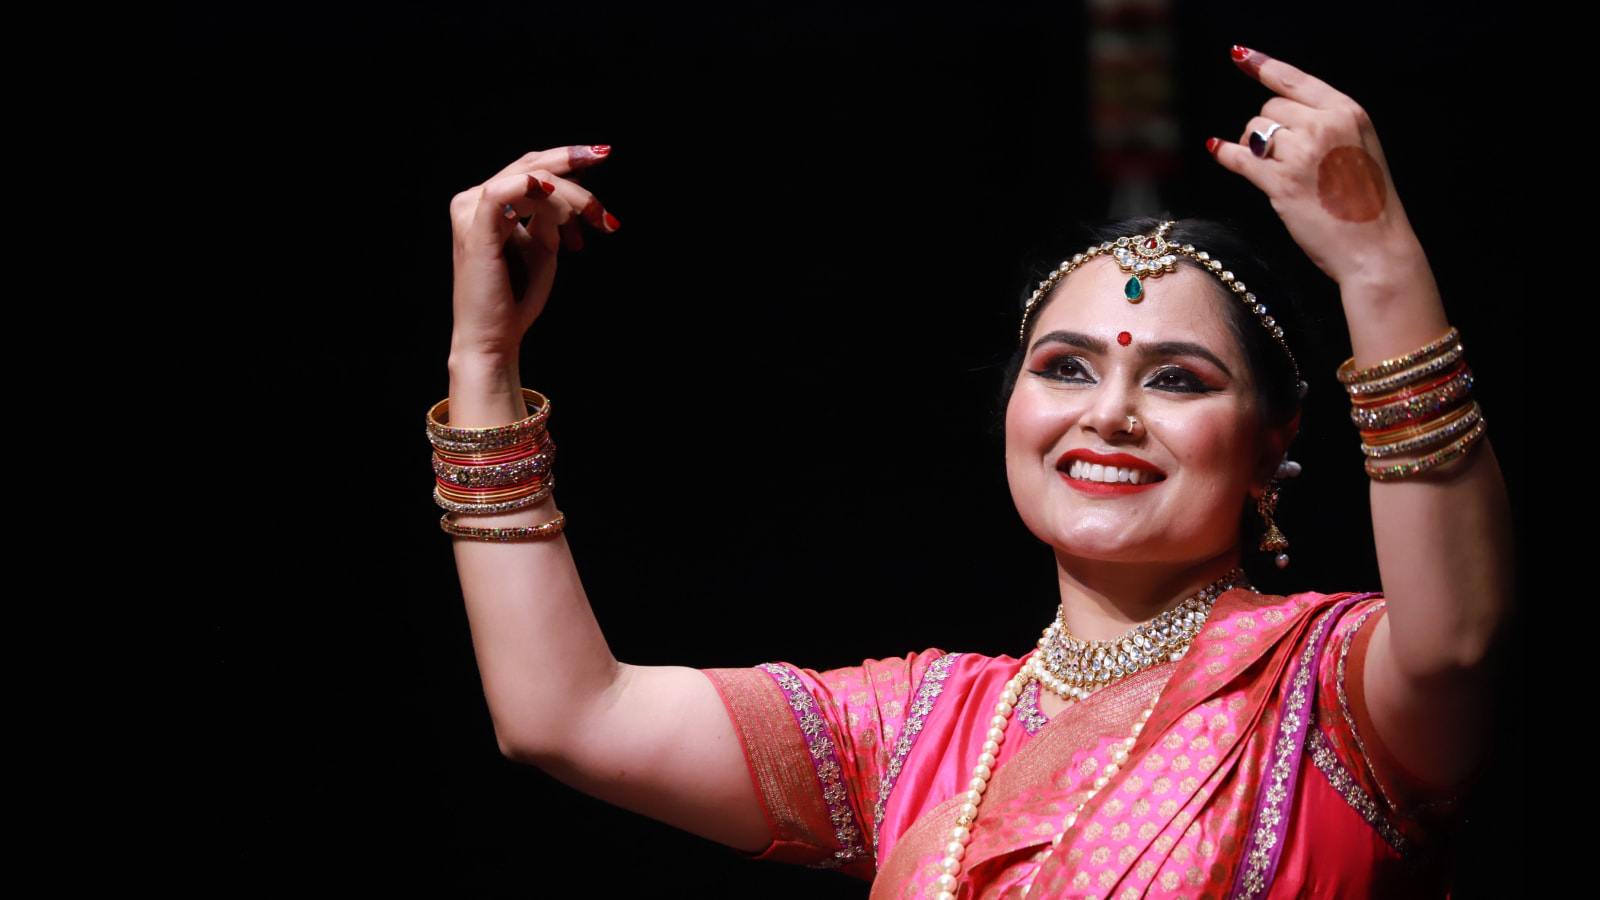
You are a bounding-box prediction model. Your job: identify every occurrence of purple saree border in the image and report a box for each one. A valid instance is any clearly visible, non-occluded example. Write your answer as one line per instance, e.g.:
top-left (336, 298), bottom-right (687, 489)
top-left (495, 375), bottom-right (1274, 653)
top-left (1228, 593), bottom-right (1373, 900)
top-left (758, 662), bottom-right (868, 868)
top-left (872, 653), bottom-right (961, 865)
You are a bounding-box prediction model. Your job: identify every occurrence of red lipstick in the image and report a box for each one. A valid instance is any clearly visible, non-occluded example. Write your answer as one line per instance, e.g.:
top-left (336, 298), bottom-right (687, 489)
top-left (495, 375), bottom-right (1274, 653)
top-left (1056, 450), bottom-right (1165, 495)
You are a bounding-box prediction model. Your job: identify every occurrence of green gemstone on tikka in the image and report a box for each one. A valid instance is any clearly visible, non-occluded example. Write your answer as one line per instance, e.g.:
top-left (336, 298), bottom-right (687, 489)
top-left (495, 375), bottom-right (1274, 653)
top-left (1124, 276), bottom-right (1144, 302)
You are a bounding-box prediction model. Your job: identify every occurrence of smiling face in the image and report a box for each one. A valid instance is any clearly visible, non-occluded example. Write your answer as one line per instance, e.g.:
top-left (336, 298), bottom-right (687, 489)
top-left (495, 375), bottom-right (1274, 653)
top-left (1005, 257), bottom-right (1288, 567)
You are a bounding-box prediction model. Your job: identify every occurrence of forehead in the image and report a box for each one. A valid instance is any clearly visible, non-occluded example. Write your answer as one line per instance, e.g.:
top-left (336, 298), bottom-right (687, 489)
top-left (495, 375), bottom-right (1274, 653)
top-left (1033, 257), bottom-right (1242, 354)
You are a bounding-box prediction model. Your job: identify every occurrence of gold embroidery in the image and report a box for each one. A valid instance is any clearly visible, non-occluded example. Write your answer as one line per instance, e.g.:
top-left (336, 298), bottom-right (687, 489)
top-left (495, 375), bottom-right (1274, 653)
top-left (1158, 800), bottom-right (1178, 819)
top-left (1122, 775), bottom-right (1144, 794)
top-left (872, 653), bottom-right (960, 864)
top-left (1144, 753), bottom-right (1166, 772)
top-left (1234, 604), bottom-right (1342, 898)
top-left (1306, 728), bottom-right (1408, 853)
top-left (1182, 713), bottom-right (1204, 730)
top-left (1132, 798), bottom-right (1151, 817)
top-left (1237, 616), bottom-right (1257, 630)
top-left (1104, 798), bottom-right (1125, 816)
top-left (1172, 755), bottom-right (1191, 772)
top-left (1067, 847), bottom-right (1085, 864)
top-left (1074, 871), bottom-right (1092, 889)
top-left (1227, 696), bottom-right (1246, 711)
top-left (1199, 755), bottom-right (1217, 772)
top-left (1091, 846), bottom-right (1111, 865)
top-left (1186, 864), bottom-right (1204, 886)
top-left (1099, 869), bottom-right (1119, 888)
top-left (1189, 736), bottom-right (1211, 751)
top-left (1179, 777), bottom-right (1199, 793)
top-left (1086, 822), bottom-right (1105, 840)
top-left (1118, 844), bottom-right (1138, 864)
top-left (1121, 886), bottom-right (1142, 900)
top-left (1198, 839), bottom-right (1216, 858)
top-left (1261, 609), bottom-right (1285, 624)
top-left (1081, 757), bottom-right (1103, 776)
top-left (1174, 844), bottom-right (1191, 863)
top-left (1153, 776), bottom-right (1173, 795)
top-left (1218, 733), bottom-right (1236, 751)
top-left (1333, 603), bottom-right (1398, 814)
top-left (1111, 822), bottom-right (1131, 840)
top-left (1160, 871), bottom-right (1181, 890)
top-left (1165, 732), bottom-right (1185, 750)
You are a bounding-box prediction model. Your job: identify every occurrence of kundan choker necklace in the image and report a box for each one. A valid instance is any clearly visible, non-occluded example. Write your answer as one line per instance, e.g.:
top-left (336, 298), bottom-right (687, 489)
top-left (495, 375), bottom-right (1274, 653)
top-left (1027, 568), bottom-right (1250, 702)
top-left (928, 570), bottom-right (1250, 900)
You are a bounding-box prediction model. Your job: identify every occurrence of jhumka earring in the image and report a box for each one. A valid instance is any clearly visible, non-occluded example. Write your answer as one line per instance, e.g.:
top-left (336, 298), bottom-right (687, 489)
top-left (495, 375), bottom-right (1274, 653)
top-left (1257, 481), bottom-right (1290, 569)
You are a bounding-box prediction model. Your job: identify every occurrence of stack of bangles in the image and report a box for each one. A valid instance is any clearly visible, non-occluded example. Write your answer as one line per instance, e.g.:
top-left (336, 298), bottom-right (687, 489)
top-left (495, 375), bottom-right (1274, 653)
top-left (1341, 328), bottom-right (1488, 481)
top-left (425, 388), bottom-right (567, 540)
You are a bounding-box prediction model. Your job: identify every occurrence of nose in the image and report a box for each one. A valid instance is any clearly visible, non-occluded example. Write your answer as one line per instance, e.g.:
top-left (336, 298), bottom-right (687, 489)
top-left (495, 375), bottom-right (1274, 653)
top-left (1080, 382), bottom-right (1141, 442)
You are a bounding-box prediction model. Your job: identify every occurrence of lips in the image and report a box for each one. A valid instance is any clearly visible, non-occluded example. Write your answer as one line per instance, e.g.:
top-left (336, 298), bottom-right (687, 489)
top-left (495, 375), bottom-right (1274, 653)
top-left (1056, 450), bottom-right (1166, 493)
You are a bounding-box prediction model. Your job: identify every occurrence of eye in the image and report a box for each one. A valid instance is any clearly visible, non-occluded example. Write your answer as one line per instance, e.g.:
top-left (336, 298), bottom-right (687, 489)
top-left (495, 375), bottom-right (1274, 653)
top-left (1031, 354), bottom-right (1095, 383)
top-left (1146, 366), bottom-right (1214, 393)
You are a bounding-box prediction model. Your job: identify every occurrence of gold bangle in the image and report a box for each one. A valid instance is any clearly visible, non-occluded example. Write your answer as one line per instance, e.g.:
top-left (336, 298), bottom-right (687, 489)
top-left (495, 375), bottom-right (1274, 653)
top-left (433, 441), bottom-right (556, 489)
top-left (440, 510), bottom-right (566, 541)
top-left (426, 389), bottom-right (551, 452)
top-left (432, 480), bottom-right (554, 515)
top-left (1349, 368), bottom-right (1473, 431)
top-left (1343, 345), bottom-right (1465, 398)
top-left (1337, 328), bottom-right (1460, 385)
top-left (1361, 403), bottom-right (1481, 458)
top-left (1365, 418), bottom-right (1487, 481)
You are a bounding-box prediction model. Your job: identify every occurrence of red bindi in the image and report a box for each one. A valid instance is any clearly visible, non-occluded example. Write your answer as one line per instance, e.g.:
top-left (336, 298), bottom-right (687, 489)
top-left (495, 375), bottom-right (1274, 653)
top-left (1117, 331), bottom-right (1132, 346)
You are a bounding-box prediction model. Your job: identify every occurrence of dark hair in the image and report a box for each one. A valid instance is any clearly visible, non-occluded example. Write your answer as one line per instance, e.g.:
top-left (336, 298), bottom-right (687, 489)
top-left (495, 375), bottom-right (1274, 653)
top-left (1002, 217), bottom-right (1303, 429)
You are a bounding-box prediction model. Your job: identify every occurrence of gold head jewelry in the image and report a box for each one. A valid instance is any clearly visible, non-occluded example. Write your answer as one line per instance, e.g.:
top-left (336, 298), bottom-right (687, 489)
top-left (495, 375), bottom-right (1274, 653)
top-left (1018, 221), bottom-right (1301, 386)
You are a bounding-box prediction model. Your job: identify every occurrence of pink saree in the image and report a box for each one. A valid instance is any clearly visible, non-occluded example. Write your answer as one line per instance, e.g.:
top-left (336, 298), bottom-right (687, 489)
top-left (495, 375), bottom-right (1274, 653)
top-left (703, 590), bottom-right (1453, 899)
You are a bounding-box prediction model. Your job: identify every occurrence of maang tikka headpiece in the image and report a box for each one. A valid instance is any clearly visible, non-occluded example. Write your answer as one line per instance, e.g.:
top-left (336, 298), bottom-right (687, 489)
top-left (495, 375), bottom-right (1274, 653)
top-left (1018, 221), bottom-right (1301, 387)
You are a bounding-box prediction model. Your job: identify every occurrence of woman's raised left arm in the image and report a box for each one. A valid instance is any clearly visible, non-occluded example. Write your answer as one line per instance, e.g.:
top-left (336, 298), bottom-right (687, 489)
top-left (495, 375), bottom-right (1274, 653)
top-left (1210, 47), bottom-right (1513, 788)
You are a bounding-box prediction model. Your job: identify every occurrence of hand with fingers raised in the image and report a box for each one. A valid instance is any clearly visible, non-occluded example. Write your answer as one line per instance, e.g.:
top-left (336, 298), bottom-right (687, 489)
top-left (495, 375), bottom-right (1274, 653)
top-left (447, 145), bottom-right (620, 427)
top-left (1206, 47), bottom-right (1428, 292)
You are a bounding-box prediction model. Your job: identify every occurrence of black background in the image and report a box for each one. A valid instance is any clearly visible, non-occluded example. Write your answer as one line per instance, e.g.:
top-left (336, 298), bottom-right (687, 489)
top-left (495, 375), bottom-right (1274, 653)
top-left (193, 3), bottom-right (1525, 895)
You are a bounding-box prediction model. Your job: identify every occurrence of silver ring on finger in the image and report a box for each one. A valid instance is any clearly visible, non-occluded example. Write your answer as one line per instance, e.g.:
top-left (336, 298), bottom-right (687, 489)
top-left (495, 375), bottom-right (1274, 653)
top-left (1250, 122), bottom-right (1284, 159)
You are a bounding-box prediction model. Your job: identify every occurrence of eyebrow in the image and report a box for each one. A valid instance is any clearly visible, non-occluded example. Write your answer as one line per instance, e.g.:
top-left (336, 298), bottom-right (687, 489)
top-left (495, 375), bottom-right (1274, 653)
top-left (1029, 330), bottom-right (1107, 355)
top-left (1029, 331), bottom-right (1234, 378)
top-left (1146, 341), bottom-right (1234, 377)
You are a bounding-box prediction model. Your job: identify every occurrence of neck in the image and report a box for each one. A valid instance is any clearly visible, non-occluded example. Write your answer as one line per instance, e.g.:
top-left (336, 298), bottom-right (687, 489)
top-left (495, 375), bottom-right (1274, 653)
top-left (1051, 551), bottom-right (1246, 641)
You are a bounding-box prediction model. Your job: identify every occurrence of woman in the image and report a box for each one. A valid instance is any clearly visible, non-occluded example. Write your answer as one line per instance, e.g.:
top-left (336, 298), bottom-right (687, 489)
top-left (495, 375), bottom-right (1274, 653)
top-left (431, 47), bottom-right (1509, 897)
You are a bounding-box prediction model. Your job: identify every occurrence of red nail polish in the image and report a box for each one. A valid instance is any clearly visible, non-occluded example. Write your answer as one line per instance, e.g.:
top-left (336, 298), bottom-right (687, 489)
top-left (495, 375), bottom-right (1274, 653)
top-left (1206, 137), bottom-right (1222, 155)
top-left (590, 144), bottom-right (611, 156)
top-left (528, 179), bottom-right (556, 198)
top-left (540, 180), bottom-right (556, 196)
top-left (603, 211), bottom-right (620, 232)
top-left (1230, 45), bottom-right (1250, 62)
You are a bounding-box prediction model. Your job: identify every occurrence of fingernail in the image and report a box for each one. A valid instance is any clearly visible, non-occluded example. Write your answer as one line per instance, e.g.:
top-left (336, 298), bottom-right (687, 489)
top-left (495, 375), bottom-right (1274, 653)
top-left (603, 211), bottom-right (620, 232)
top-left (1205, 137), bottom-right (1222, 155)
top-left (526, 180), bottom-right (556, 198)
top-left (1231, 45), bottom-right (1268, 76)
top-left (590, 144), bottom-right (611, 156)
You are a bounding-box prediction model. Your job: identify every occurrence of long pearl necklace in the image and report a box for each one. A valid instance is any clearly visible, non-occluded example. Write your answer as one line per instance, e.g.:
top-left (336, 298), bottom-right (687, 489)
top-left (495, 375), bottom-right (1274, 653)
top-left (931, 574), bottom-right (1245, 900)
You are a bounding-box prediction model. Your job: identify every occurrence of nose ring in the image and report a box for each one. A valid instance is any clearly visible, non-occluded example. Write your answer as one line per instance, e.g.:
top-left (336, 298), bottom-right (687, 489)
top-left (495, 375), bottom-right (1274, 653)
top-left (1126, 415), bottom-right (1142, 436)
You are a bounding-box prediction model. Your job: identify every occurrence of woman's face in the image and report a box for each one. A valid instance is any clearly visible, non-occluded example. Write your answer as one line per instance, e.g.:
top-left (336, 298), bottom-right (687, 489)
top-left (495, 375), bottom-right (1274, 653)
top-left (1005, 257), bottom-right (1287, 566)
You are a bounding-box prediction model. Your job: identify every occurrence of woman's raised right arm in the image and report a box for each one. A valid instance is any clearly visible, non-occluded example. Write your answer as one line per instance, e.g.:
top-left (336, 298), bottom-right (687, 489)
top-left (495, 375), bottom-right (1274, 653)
top-left (445, 147), bottom-right (769, 851)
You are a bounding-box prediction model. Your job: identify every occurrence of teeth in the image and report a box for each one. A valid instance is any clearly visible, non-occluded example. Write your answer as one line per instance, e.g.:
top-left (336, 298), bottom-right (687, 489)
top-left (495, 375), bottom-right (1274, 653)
top-left (1067, 461), bottom-right (1155, 484)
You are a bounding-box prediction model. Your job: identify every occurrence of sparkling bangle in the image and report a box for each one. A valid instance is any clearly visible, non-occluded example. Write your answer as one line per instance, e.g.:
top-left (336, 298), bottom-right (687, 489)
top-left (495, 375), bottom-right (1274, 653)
top-left (440, 510), bottom-right (566, 541)
top-left (1360, 403), bottom-right (1481, 458)
top-left (432, 480), bottom-right (554, 515)
top-left (1337, 328), bottom-right (1460, 385)
top-left (433, 441), bottom-right (556, 489)
top-left (1342, 345), bottom-right (1465, 398)
top-left (426, 389), bottom-right (551, 453)
top-left (1350, 368), bottom-right (1473, 431)
top-left (1365, 418), bottom-right (1488, 481)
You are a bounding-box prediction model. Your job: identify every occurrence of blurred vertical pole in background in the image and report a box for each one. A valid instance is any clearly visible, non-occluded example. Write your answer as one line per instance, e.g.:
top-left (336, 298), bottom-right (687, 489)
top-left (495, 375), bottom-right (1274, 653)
top-left (1089, 0), bottom-right (1176, 218)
